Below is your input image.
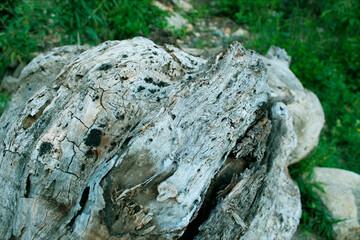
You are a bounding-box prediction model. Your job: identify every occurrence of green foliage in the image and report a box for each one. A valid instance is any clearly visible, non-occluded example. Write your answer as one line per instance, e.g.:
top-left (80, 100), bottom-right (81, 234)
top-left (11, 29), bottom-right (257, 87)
top-left (171, 25), bottom-right (188, 39)
top-left (0, 0), bottom-right (167, 81)
top-left (104, 0), bottom-right (168, 40)
top-left (0, 1), bottom-right (49, 80)
top-left (0, 0), bottom-right (167, 117)
top-left (215, 0), bottom-right (360, 237)
top-left (0, 0), bottom-right (21, 30)
top-left (51, 0), bottom-right (168, 45)
top-left (186, 4), bottom-right (210, 25)
top-left (216, 0), bottom-right (283, 25)
top-left (51, 0), bottom-right (105, 45)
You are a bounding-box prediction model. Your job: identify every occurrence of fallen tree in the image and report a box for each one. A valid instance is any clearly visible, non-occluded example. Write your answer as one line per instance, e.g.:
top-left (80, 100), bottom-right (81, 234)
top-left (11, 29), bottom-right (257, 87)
top-left (0, 37), bottom-right (324, 239)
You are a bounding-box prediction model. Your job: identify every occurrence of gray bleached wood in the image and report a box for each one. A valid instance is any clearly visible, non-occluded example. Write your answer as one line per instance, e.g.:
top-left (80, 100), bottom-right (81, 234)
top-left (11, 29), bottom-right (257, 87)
top-left (195, 103), bottom-right (301, 240)
top-left (0, 37), bottom-right (301, 239)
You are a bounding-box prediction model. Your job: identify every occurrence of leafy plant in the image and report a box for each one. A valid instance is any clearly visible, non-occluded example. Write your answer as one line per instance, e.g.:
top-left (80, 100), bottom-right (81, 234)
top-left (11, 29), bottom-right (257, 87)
top-left (0, 0), bottom-right (168, 117)
top-left (104, 0), bottom-right (168, 40)
top-left (0, 1), bottom-right (49, 86)
top-left (0, 0), bottom-right (21, 30)
top-left (51, 0), bottom-right (104, 45)
top-left (50, 0), bottom-right (167, 45)
top-left (186, 3), bottom-right (210, 25)
top-left (0, 0), bottom-right (168, 84)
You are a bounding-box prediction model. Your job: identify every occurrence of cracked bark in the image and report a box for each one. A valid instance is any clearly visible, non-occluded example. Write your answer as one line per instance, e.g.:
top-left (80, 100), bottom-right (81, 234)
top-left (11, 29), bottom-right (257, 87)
top-left (0, 38), bottom-right (303, 239)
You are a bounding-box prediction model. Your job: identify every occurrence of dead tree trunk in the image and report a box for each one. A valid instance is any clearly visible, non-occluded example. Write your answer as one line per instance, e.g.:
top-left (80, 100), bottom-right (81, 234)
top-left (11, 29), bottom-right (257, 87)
top-left (0, 37), bottom-right (315, 239)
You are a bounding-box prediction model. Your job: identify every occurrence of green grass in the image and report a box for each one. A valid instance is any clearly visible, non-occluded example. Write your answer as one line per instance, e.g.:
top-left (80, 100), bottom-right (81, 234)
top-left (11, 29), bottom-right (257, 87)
top-left (213, 0), bottom-right (360, 238)
top-left (0, 0), bottom-right (167, 81)
top-left (0, 0), bottom-right (168, 112)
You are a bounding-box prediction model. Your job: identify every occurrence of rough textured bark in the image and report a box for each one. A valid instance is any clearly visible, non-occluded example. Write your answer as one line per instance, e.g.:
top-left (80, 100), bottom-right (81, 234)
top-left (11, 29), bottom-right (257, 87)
top-left (0, 37), bottom-right (302, 239)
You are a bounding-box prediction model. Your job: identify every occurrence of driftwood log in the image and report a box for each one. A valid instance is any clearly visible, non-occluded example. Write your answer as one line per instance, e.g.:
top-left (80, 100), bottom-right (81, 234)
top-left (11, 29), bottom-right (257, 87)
top-left (0, 37), bottom-right (311, 239)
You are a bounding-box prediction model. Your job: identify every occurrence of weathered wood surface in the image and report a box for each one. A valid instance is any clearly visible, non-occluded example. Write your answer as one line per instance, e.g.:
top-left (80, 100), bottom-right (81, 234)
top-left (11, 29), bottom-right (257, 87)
top-left (0, 37), bottom-right (302, 239)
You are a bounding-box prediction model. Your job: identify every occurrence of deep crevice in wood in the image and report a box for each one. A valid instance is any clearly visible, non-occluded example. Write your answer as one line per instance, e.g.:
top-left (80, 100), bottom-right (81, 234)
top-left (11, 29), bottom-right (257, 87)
top-left (180, 150), bottom-right (248, 239)
top-left (24, 174), bottom-right (31, 198)
top-left (67, 186), bottom-right (90, 231)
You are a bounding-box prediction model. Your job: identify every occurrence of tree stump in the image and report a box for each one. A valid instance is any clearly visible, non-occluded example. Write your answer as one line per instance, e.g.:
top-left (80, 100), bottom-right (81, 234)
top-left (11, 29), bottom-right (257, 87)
top-left (0, 38), bottom-right (303, 239)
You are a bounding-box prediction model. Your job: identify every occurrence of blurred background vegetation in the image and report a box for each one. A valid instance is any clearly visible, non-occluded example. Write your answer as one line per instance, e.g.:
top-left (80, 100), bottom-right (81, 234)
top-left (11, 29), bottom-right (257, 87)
top-left (0, 0), bottom-right (359, 239)
top-left (0, 0), bottom-right (168, 114)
